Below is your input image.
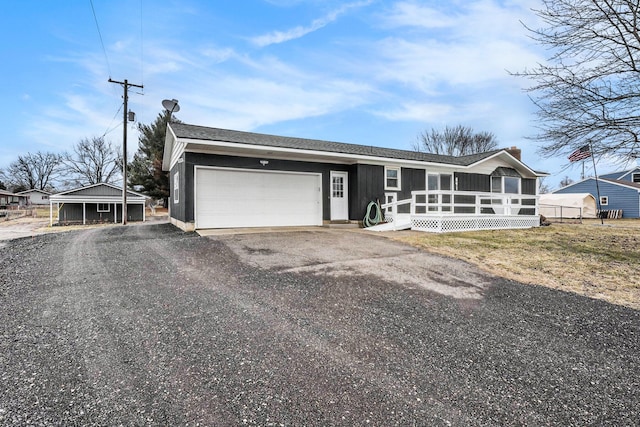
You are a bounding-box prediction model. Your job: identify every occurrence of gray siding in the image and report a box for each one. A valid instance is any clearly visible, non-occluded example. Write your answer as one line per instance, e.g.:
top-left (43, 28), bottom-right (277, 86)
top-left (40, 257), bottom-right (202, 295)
top-left (353, 164), bottom-right (385, 219)
top-left (397, 168), bottom-right (425, 213)
top-left (176, 153), bottom-right (354, 224)
top-left (169, 161), bottom-right (187, 223)
top-left (522, 178), bottom-right (537, 195)
top-left (555, 179), bottom-right (640, 217)
top-left (455, 172), bottom-right (490, 192)
top-left (65, 185), bottom-right (120, 197)
top-left (57, 203), bottom-right (144, 223)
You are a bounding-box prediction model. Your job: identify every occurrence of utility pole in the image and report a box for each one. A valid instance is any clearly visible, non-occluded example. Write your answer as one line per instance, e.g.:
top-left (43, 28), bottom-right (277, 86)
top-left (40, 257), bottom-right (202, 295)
top-left (109, 78), bottom-right (143, 225)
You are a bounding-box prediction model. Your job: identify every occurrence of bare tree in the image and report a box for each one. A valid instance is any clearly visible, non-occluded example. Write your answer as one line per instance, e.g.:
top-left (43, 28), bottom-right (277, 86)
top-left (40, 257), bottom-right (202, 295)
top-left (413, 125), bottom-right (498, 156)
top-left (559, 176), bottom-right (574, 188)
top-left (3, 151), bottom-right (62, 191)
top-left (538, 176), bottom-right (552, 194)
top-left (513, 0), bottom-right (640, 160)
top-left (63, 137), bottom-right (121, 187)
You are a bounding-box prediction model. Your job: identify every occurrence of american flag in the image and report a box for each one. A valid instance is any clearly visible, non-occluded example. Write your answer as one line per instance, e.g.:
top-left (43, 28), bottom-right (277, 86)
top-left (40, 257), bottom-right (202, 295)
top-left (568, 145), bottom-right (591, 162)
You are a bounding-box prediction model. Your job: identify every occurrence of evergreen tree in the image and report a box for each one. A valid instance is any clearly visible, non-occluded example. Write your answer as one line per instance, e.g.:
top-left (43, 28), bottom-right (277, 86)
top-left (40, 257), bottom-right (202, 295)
top-left (129, 112), bottom-right (180, 203)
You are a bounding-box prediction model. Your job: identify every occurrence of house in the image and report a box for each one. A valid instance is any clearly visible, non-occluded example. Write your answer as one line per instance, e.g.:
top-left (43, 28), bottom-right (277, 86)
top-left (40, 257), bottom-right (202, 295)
top-left (162, 123), bottom-right (545, 233)
top-left (49, 183), bottom-right (148, 226)
top-left (0, 189), bottom-right (29, 209)
top-left (553, 168), bottom-right (640, 218)
top-left (16, 188), bottom-right (52, 206)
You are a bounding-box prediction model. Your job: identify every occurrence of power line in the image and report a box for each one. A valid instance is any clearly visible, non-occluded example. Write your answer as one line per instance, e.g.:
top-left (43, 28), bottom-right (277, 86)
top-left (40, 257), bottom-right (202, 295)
top-left (101, 102), bottom-right (124, 138)
top-left (89, 0), bottom-right (112, 78)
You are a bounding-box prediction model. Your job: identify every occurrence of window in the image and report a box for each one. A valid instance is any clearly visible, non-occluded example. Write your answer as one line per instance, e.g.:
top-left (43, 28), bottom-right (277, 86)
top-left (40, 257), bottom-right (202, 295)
top-left (491, 176), bottom-right (520, 194)
top-left (332, 175), bottom-right (344, 198)
top-left (600, 196), bottom-right (609, 206)
top-left (174, 172), bottom-right (180, 203)
top-left (427, 174), bottom-right (453, 212)
top-left (504, 177), bottom-right (520, 194)
top-left (427, 174), bottom-right (438, 191)
top-left (427, 174), bottom-right (453, 191)
top-left (491, 176), bottom-right (502, 193)
top-left (632, 173), bottom-right (640, 183)
top-left (385, 166), bottom-right (401, 190)
top-left (440, 174), bottom-right (452, 191)
top-left (97, 203), bottom-right (110, 212)
top-left (42, 195), bottom-right (48, 200)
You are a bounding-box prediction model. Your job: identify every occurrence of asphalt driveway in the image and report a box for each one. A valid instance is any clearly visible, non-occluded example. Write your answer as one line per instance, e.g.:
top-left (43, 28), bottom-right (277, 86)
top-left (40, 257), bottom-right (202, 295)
top-left (0, 223), bottom-right (638, 426)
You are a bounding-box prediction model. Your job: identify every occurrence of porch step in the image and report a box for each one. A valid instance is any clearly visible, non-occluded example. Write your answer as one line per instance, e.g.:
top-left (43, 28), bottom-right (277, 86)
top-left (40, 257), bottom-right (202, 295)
top-left (325, 221), bottom-right (361, 229)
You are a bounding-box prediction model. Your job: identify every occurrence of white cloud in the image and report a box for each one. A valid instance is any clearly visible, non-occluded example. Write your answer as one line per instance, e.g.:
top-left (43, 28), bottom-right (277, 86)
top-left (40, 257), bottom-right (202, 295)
top-left (201, 47), bottom-right (236, 63)
top-left (251, 0), bottom-right (373, 47)
top-left (382, 1), bottom-right (456, 29)
top-left (370, 1), bottom-right (544, 92)
top-left (176, 74), bottom-right (374, 130)
top-left (375, 102), bottom-right (454, 122)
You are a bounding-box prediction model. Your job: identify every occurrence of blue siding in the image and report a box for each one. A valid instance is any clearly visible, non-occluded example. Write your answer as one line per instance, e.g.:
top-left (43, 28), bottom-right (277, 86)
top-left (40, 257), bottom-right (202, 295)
top-left (601, 171), bottom-right (627, 180)
top-left (615, 168), bottom-right (640, 183)
top-left (555, 179), bottom-right (640, 217)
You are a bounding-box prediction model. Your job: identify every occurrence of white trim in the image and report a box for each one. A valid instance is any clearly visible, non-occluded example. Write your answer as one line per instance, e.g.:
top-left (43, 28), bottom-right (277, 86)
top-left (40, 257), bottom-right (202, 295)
top-left (385, 166), bottom-right (401, 190)
top-left (162, 124), bottom-right (178, 171)
top-left (50, 196), bottom-right (146, 204)
top-left (174, 172), bottom-right (180, 204)
top-left (163, 127), bottom-right (542, 177)
top-left (97, 203), bottom-right (111, 212)
top-left (614, 168), bottom-right (640, 180)
top-left (600, 196), bottom-right (609, 206)
top-left (330, 170), bottom-right (349, 221)
top-left (632, 172), bottom-right (640, 183)
top-left (193, 166), bottom-right (323, 229)
top-left (556, 177), bottom-right (640, 193)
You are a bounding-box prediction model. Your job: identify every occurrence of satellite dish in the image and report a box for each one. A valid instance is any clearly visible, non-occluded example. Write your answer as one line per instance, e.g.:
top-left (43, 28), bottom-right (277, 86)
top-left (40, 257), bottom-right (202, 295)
top-left (162, 99), bottom-right (180, 113)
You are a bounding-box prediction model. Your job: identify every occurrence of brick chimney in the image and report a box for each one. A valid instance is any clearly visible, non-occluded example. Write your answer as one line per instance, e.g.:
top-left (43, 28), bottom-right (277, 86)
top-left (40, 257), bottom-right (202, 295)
top-left (505, 146), bottom-right (521, 161)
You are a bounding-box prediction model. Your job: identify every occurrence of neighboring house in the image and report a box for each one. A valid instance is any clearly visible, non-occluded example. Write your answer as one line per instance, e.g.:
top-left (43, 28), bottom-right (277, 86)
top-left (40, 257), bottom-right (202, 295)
top-left (0, 189), bottom-right (28, 209)
top-left (600, 167), bottom-right (640, 183)
top-left (16, 189), bottom-right (52, 205)
top-left (49, 183), bottom-right (148, 225)
top-left (162, 123), bottom-right (545, 233)
top-left (553, 167), bottom-right (640, 218)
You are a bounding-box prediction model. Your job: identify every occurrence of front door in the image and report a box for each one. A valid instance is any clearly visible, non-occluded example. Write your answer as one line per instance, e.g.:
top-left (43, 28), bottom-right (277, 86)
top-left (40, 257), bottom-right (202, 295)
top-left (330, 171), bottom-right (349, 221)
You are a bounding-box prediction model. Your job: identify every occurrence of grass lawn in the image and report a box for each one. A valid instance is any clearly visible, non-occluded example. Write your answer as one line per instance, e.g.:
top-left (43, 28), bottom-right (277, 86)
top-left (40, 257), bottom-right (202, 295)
top-left (394, 219), bottom-right (640, 310)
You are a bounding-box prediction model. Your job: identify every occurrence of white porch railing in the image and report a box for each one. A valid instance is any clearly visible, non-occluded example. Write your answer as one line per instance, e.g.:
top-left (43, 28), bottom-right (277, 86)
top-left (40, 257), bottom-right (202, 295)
top-left (381, 193), bottom-right (411, 223)
top-left (410, 190), bottom-right (538, 216)
top-left (375, 190), bottom-right (539, 233)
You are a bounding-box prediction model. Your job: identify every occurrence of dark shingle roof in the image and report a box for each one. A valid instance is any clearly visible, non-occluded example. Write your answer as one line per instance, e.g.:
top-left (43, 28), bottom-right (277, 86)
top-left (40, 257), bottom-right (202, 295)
top-left (170, 123), bottom-right (503, 166)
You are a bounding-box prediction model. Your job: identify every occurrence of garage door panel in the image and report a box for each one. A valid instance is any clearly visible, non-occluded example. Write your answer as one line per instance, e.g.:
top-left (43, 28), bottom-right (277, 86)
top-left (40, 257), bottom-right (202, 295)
top-left (196, 168), bottom-right (322, 229)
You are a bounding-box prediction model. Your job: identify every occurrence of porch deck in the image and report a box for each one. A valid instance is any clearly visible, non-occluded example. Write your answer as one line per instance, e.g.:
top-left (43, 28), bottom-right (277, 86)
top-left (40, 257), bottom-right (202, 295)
top-left (371, 190), bottom-right (540, 233)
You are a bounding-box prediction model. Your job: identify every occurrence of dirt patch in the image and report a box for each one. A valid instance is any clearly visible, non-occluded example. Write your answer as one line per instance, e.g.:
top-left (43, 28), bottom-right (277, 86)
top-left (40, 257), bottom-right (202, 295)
top-left (216, 229), bottom-right (492, 300)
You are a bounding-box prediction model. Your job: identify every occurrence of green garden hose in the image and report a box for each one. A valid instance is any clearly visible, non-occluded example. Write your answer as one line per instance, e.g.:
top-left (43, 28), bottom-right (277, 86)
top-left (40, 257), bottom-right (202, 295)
top-left (364, 200), bottom-right (383, 227)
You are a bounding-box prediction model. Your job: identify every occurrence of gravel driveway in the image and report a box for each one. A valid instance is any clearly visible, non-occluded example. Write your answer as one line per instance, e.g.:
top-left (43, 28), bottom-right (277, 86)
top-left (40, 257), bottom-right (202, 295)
top-left (1, 224), bottom-right (638, 426)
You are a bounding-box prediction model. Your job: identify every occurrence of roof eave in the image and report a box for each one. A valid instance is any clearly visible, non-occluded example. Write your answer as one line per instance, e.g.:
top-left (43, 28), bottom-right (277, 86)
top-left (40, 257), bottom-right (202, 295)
top-left (162, 124), bottom-right (177, 171)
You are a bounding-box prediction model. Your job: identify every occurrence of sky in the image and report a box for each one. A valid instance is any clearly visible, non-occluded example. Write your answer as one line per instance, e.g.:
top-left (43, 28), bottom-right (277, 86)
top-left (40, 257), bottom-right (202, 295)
top-left (2, 0), bottom-right (635, 190)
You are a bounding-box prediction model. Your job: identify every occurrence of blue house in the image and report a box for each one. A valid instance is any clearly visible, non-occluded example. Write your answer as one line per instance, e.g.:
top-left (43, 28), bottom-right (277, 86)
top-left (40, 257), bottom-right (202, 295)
top-left (554, 167), bottom-right (640, 218)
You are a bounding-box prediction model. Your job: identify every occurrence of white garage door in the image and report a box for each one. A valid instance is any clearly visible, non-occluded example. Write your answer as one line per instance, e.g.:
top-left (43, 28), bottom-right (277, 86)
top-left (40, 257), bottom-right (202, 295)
top-left (195, 167), bottom-right (323, 229)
